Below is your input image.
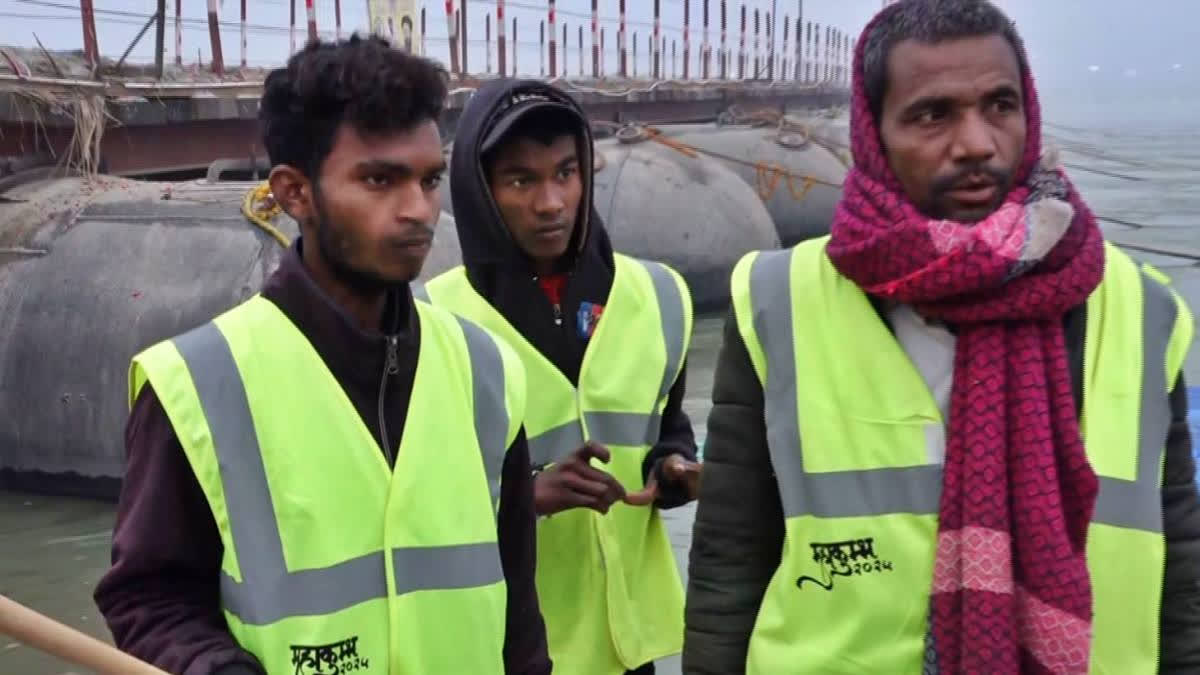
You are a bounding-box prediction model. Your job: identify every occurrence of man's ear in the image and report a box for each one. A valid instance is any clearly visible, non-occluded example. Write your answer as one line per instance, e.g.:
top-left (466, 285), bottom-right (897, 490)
top-left (268, 164), bottom-right (314, 225)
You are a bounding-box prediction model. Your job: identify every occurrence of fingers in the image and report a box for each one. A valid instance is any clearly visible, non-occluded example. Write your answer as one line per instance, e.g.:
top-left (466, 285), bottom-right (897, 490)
top-left (570, 464), bottom-right (626, 498)
top-left (560, 471), bottom-right (614, 500)
top-left (663, 456), bottom-right (702, 480)
top-left (622, 479), bottom-right (659, 506)
top-left (574, 441), bottom-right (612, 465)
top-left (566, 443), bottom-right (624, 501)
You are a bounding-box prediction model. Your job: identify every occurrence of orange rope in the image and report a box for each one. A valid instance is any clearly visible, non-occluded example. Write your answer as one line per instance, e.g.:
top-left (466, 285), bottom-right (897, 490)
top-left (619, 121), bottom-right (844, 205)
top-left (754, 163), bottom-right (817, 202)
top-left (643, 127), bottom-right (700, 158)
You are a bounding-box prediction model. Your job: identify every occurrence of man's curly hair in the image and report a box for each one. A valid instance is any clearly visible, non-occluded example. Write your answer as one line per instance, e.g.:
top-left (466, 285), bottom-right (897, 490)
top-left (259, 34), bottom-right (448, 178)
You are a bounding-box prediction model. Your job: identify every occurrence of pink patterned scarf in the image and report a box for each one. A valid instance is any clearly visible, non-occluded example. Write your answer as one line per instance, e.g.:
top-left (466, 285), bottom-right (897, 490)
top-left (826, 9), bottom-right (1105, 674)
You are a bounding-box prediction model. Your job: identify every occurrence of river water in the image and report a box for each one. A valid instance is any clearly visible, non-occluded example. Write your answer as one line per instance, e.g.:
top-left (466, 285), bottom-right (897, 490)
top-left (1, 95), bottom-right (1197, 673)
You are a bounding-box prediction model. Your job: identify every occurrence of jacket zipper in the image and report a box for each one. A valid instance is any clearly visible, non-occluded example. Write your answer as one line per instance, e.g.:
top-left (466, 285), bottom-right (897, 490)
top-left (532, 273), bottom-right (569, 330)
top-left (378, 334), bottom-right (400, 468)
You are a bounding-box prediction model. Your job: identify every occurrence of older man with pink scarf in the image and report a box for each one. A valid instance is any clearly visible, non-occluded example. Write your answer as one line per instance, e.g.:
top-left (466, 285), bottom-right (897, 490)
top-left (682, 0), bottom-right (1200, 673)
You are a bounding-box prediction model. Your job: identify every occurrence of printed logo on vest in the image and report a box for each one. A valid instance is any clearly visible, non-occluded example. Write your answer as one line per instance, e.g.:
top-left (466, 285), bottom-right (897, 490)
top-left (796, 538), bottom-right (894, 591)
top-left (577, 301), bottom-right (604, 339)
top-left (290, 636), bottom-right (368, 675)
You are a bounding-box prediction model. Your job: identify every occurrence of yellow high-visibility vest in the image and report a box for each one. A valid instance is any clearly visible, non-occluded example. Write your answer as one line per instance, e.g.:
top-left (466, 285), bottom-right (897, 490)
top-left (421, 253), bottom-right (693, 674)
top-left (130, 294), bottom-right (526, 674)
top-left (730, 238), bottom-right (1193, 674)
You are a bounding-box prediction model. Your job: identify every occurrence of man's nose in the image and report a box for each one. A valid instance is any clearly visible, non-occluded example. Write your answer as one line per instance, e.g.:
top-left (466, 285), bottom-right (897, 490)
top-left (397, 183), bottom-right (438, 226)
top-left (950, 110), bottom-right (998, 165)
top-left (533, 184), bottom-right (566, 218)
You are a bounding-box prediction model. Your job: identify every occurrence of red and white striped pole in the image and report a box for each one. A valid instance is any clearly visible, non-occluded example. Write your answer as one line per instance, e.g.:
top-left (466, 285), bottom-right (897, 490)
top-left (682, 0), bottom-right (690, 80)
top-left (805, 21), bottom-right (812, 82)
top-left (562, 22), bottom-right (568, 75)
top-left (306, 0), bottom-right (317, 43)
top-left (289, 0), bottom-right (296, 54)
top-left (445, 1), bottom-right (460, 76)
top-left (770, 0), bottom-right (777, 80)
top-left (79, 0), bottom-right (99, 70)
top-left (460, 0), bottom-right (468, 74)
top-left (738, 4), bottom-right (746, 79)
top-left (549, 0), bottom-right (557, 77)
top-left (781, 14), bottom-right (788, 83)
top-left (578, 25), bottom-right (583, 76)
top-left (829, 28), bottom-right (836, 83)
top-left (207, 0), bottom-right (223, 73)
top-left (847, 35), bottom-right (854, 85)
top-left (174, 0), bottom-right (182, 65)
top-left (794, 8), bottom-right (801, 80)
top-left (834, 30), bottom-right (841, 84)
top-left (600, 27), bottom-right (605, 76)
top-left (618, 0), bottom-right (627, 78)
top-left (240, 0), bottom-right (247, 67)
top-left (752, 9), bottom-right (759, 78)
top-left (540, 20), bottom-right (545, 76)
top-left (719, 0), bottom-right (727, 78)
top-left (632, 31), bottom-right (637, 78)
top-left (334, 0), bottom-right (341, 39)
top-left (497, 0), bottom-right (507, 77)
top-left (591, 0), bottom-right (599, 78)
top-left (701, 0), bottom-right (710, 79)
top-left (486, 14), bottom-right (492, 73)
top-left (765, 10), bottom-right (772, 80)
top-left (824, 25), bottom-right (830, 82)
top-left (811, 22), bottom-right (818, 82)
top-left (653, 0), bottom-right (661, 80)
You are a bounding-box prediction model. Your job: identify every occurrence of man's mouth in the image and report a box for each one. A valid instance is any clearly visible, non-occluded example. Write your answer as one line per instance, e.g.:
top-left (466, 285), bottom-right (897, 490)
top-left (947, 177), bottom-right (999, 206)
top-left (393, 233), bottom-right (433, 251)
top-left (532, 224), bottom-right (568, 241)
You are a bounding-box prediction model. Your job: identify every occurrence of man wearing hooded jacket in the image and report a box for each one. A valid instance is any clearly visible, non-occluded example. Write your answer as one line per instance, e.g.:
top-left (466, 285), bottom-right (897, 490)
top-left (420, 79), bottom-right (701, 675)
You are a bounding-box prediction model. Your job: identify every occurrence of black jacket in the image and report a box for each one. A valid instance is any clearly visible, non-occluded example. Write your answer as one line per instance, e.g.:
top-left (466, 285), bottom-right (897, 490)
top-left (683, 294), bottom-right (1200, 673)
top-left (447, 79), bottom-right (697, 504)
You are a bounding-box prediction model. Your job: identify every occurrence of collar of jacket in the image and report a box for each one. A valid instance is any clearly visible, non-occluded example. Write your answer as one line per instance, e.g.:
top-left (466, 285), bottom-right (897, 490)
top-left (258, 238), bottom-right (418, 395)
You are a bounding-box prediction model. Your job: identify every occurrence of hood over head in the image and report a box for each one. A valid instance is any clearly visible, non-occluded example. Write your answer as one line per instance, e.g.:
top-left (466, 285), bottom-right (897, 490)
top-left (448, 78), bottom-right (612, 274)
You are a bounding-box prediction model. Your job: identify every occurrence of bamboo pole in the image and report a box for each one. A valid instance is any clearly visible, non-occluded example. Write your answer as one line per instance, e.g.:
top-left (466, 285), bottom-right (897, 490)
top-left (0, 594), bottom-right (168, 675)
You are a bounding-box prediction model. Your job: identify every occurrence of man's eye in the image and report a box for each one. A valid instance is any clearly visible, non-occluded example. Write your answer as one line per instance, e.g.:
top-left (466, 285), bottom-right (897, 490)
top-left (992, 98), bottom-right (1019, 113)
top-left (364, 174), bottom-right (391, 187)
top-left (915, 108), bottom-right (947, 125)
top-left (558, 167), bottom-right (577, 180)
top-left (422, 175), bottom-right (442, 190)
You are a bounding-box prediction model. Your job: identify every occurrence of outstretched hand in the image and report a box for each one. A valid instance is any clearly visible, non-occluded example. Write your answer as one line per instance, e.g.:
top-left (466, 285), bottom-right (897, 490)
top-left (623, 454), bottom-right (702, 507)
top-left (533, 442), bottom-right (627, 516)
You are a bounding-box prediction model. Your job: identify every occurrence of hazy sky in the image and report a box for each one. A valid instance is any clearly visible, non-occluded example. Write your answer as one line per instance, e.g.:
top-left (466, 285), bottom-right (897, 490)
top-left (0, 0), bottom-right (1195, 96)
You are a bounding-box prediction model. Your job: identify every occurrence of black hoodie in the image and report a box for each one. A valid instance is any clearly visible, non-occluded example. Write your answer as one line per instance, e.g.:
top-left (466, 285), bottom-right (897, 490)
top-left (449, 79), bottom-right (697, 506)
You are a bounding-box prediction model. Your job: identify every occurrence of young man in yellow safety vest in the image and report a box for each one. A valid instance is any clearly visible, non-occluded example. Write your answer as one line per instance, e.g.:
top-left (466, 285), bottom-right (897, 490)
top-left (95, 37), bottom-right (552, 675)
top-left (419, 79), bottom-right (702, 675)
top-left (684, 0), bottom-right (1200, 673)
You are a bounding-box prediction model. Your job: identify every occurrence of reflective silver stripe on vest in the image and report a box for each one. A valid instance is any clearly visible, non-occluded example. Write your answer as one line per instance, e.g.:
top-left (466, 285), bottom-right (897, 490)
top-left (525, 259), bottom-right (687, 466)
top-left (392, 541), bottom-right (503, 595)
top-left (529, 420), bottom-right (586, 466)
top-left (751, 250), bottom-right (1178, 532)
top-left (172, 315), bottom-right (508, 626)
top-left (454, 315), bottom-right (510, 505)
top-left (1091, 272), bottom-right (1177, 533)
top-left (639, 259), bottom-right (688, 442)
top-left (527, 411), bottom-right (668, 466)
